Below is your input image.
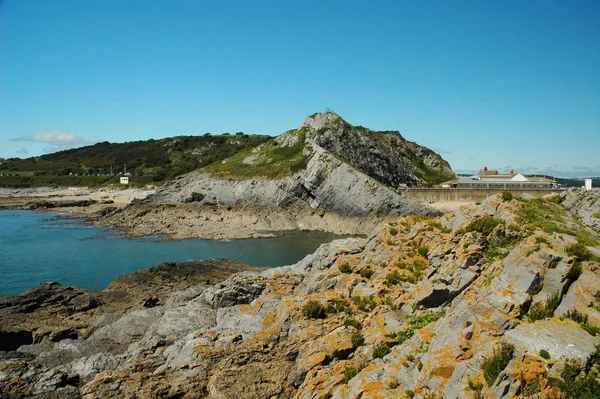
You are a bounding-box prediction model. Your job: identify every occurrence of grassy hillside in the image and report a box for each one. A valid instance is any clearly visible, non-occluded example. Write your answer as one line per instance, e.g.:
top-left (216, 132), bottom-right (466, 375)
top-left (201, 129), bottom-right (310, 179)
top-left (0, 133), bottom-right (271, 188)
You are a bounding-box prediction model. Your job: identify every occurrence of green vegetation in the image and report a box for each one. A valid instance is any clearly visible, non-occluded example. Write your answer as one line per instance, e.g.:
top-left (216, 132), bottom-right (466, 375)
top-left (501, 191), bottom-right (513, 201)
top-left (404, 390), bottom-right (415, 398)
top-left (351, 332), bottom-right (364, 348)
top-left (344, 318), bottom-right (362, 329)
top-left (327, 298), bottom-right (352, 314)
top-left (556, 346), bottom-right (600, 398)
top-left (302, 300), bottom-right (327, 319)
top-left (339, 262), bottom-right (353, 273)
top-left (202, 129), bottom-right (310, 179)
top-left (481, 343), bottom-right (515, 387)
top-left (360, 267), bottom-right (375, 279)
top-left (565, 242), bottom-right (592, 262)
top-left (594, 212), bottom-right (600, 219)
top-left (0, 134), bottom-right (271, 187)
top-left (427, 220), bottom-right (452, 234)
top-left (565, 310), bottom-right (600, 337)
top-left (385, 270), bottom-right (402, 285)
top-left (389, 227), bottom-right (398, 236)
top-left (373, 343), bottom-right (391, 358)
top-left (342, 363), bottom-right (367, 384)
top-left (539, 349), bottom-right (551, 360)
top-left (387, 309), bottom-right (446, 346)
top-left (351, 295), bottom-right (378, 312)
top-left (528, 291), bottom-right (561, 322)
top-left (465, 216), bottom-right (504, 236)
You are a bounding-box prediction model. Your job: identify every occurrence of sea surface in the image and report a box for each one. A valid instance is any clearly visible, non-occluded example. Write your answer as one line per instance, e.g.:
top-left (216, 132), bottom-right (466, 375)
top-left (0, 210), bottom-right (345, 296)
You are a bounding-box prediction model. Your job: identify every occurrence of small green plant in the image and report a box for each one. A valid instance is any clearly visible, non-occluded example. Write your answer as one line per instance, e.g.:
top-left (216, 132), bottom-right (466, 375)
top-left (327, 298), bottom-right (352, 314)
top-left (565, 242), bottom-right (592, 262)
top-left (565, 310), bottom-right (600, 336)
top-left (405, 390), bottom-right (415, 398)
top-left (339, 262), bottom-right (353, 273)
top-left (417, 245), bottom-right (429, 258)
top-left (302, 300), bottom-right (327, 319)
top-left (388, 309), bottom-right (446, 346)
top-left (344, 318), bottom-right (362, 329)
top-left (388, 379), bottom-right (399, 389)
top-left (593, 212), bottom-right (600, 219)
top-left (558, 346), bottom-right (600, 398)
top-left (528, 291), bottom-right (561, 322)
top-left (481, 343), bottom-right (515, 387)
top-left (466, 215), bottom-right (504, 236)
top-left (539, 349), bottom-right (551, 359)
top-left (390, 227), bottom-right (398, 236)
top-left (373, 343), bottom-right (391, 358)
top-left (386, 270), bottom-right (402, 285)
top-left (352, 295), bottom-right (377, 312)
top-left (501, 191), bottom-right (513, 201)
top-left (342, 366), bottom-right (358, 384)
top-left (351, 332), bottom-right (364, 348)
top-left (360, 267), bottom-right (375, 279)
top-left (535, 236), bottom-right (552, 246)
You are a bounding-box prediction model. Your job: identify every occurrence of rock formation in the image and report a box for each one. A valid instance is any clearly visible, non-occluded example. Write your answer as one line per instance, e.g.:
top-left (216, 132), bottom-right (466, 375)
top-left (2, 192), bottom-right (600, 398)
top-left (93, 112), bottom-right (453, 239)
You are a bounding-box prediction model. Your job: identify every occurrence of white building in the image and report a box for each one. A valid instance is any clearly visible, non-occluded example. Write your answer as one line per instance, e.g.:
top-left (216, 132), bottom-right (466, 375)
top-left (120, 177), bottom-right (129, 185)
top-left (585, 179), bottom-right (592, 190)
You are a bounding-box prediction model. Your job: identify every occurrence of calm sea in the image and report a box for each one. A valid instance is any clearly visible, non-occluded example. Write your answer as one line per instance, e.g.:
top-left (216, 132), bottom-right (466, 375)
top-left (0, 210), bottom-right (342, 296)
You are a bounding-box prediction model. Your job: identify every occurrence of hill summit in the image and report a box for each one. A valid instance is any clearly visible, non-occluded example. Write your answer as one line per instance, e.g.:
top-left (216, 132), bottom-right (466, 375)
top-left (96, 111), bottom-right (454, 239)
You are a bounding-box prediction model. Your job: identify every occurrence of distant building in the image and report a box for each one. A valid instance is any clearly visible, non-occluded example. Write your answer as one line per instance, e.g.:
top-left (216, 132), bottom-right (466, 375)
top-left (120, 177), bottom-right (129, 185)
top-left (585, 179), bottom-right (592, 190)
top-left (442, 167), bottom-right (555, 189)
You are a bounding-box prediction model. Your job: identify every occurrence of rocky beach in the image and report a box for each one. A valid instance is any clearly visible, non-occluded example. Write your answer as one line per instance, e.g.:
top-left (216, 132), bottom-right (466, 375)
top-left (1, 190), bottom-right (600, 398)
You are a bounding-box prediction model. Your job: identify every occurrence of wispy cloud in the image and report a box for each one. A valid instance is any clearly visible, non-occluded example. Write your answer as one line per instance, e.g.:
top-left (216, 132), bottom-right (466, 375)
top-left (10, 131), bottom-right (100, 153)
top-left (16, 147), bottom-right (29, 155)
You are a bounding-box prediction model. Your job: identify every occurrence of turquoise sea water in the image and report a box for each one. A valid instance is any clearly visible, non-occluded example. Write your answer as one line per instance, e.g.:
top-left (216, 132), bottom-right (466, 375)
top-left (0, 210), bottom-right (343, 296)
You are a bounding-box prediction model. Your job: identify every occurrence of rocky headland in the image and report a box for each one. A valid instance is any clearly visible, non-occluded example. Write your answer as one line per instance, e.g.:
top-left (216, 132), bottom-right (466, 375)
top-left (89, 112), bottom-right (452, 239)
top-left (2, 189), bottom-right (600, 398)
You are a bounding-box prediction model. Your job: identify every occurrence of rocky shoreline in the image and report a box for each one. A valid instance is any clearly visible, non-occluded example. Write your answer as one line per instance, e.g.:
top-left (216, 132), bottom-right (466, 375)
top-left (1, 191), bottom-right (600, 398)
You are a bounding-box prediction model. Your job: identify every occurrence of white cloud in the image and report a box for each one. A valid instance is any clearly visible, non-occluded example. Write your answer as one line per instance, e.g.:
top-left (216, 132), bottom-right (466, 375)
top-left (10, 131), bottom-right (100, 153)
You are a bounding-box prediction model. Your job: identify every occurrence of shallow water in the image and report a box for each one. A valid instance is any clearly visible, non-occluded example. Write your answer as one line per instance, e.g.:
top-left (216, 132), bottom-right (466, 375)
top-left (0, 210), bottom-right (344, 296)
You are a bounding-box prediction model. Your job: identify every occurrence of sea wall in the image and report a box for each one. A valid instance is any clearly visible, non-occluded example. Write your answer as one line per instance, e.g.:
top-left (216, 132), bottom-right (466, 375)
top-left (404, 187), bottom-right (561, 202)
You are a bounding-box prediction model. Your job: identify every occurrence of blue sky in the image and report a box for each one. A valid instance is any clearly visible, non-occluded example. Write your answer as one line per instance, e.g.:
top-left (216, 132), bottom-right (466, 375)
top-left (1, 0), bottom-right (599, 176)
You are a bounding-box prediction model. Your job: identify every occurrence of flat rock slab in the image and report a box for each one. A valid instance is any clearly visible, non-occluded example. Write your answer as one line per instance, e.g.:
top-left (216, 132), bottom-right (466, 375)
top-left (504, 319), bottom-right (599, 364)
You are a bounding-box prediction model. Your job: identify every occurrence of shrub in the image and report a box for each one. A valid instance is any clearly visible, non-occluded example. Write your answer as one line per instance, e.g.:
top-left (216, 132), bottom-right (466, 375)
top-left (528, 291), bottom-right (561, 322)
top-left (559, 346), bottom-right (600, 398)
top-left (565, 243), bottom-right (592, 262)
top-left (339, 262), bottom-right (353, 273)
top-left (386, 270), bottom-right (402, 285)
top-left (482, 343), bottom-right (515, 387)
top-left (351, 332), bottom-right (364, 348)
top-left (388, 309), bottom-right (446, 346)
top-left (352, 295), bottom-right (377, 312)
top-left (539, 349), bottom-right (551, 359)
top-left (344, 318), bottom-right (362, 329)
top-left (405, 390), bottom-right (415, 398)
top-left (566, 310), bottom-right (600, 336)
top-left (327, 298), bottom-right (351, 314)
top-left (501, 191), bottom-right (513, 201)
top-left (389, 227), bottom-right (398, 236)
top-left (593, 212), bottom-right (600, 219)
top-left (417, 245), bottom-right (429, 258)
top-left (360, 268), bottom-right (375, 279)
top-left (373, 344), bottom-right (391, 358)
top-left (342, 366), bottom-right (358, 384)
top-left (466, 216), bottom-right (504, 236)
top-left (302, 300), bottom-right (327, 319)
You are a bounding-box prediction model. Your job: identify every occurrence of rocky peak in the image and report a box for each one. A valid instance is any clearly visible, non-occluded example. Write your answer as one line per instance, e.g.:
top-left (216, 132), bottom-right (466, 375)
top-left (298, 111), bottom-right (348, 134)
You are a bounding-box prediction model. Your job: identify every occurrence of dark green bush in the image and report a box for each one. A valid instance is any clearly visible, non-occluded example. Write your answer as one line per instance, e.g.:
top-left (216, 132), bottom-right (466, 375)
top-left (373, 344), bottom-right (391, 358)
top-left (501, 191), bottom-right (513, 201)
top-left (466, 216), bottom-right (504, 236)
top-left (539, 349), bottom-right (550, 359)
top-left (528, 291), bottom-right (561, 322)
top-left (327, 298), bottom-right (351, 314)
top-left (482, 343), bottom-right (515, 387)
top-left (344, 318), bottom-right (362, 329)
top-left (360, 268), bottom-right (375, 279)
top-left (565, 243), bottom-right (592, 262)
top-left (351, 332), bottom-right (364, 348)
top-left (302, 300), bottom-right (327, 319)
top-left (339, 262), bottom-right (353, 273)
top-left (385, 270), bottom-right (402, 285)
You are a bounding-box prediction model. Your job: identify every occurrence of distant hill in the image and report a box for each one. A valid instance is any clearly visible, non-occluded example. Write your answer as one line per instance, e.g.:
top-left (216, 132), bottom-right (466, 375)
top-left (0, 133), bottom-right (271, 187)
top-left (0, 112), bottom-right (454, 188)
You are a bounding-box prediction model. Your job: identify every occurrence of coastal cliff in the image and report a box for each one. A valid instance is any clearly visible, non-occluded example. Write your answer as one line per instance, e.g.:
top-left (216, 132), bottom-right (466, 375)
top-left (2, 190), bottom-right (600, 398)
top-left (93, 112), bottom-right (453, 239)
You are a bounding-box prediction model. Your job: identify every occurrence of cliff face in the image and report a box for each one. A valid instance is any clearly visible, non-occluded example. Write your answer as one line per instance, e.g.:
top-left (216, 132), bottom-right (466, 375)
top-left (95, 112), bottom-right (452, 239)
top-left (2, 191), bottom-right (600, 398)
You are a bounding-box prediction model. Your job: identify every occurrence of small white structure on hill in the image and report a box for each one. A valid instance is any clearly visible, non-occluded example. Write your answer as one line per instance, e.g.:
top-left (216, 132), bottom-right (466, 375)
top-left (585, 179), bottom-right (592, 190)
top-left (120, 177), bottom-right (129, 185)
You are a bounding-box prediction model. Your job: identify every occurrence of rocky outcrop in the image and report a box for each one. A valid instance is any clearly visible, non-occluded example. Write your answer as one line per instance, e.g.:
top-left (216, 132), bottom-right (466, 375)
top-left (2, 194), bottom-right (600, 398)
top-left (94, 112), bottom-right (447, 239)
